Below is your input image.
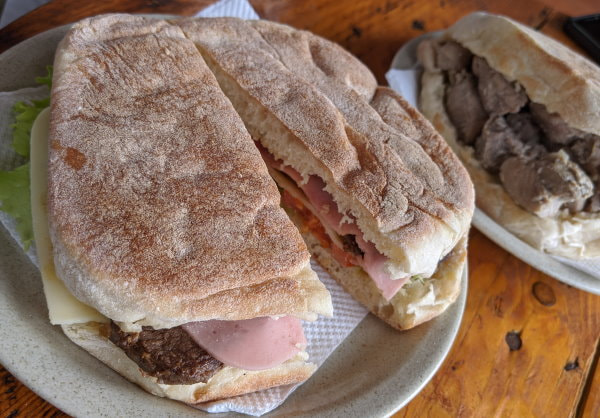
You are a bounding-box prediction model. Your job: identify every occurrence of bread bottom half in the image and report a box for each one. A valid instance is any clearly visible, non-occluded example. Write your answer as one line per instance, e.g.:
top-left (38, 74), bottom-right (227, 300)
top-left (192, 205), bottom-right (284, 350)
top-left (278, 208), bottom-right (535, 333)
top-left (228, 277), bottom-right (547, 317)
top-left (419, 70), bottom-right (600, 259)
top-left (61, 322), bottom-right (315, 404)
top-left (284, 208), bottom-right (467, 330)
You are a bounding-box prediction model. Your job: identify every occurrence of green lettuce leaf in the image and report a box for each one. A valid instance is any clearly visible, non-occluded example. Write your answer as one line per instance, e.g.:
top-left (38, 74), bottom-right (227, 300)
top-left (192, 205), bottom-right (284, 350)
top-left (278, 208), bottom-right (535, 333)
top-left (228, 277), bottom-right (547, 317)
top-left (11, 96), bottom-right (49, 158)
top-left (35, 65), bottom-right (53, 88)
top-left (11, 66), bottom-right (52, 158)
top-left (0, 164), bottom-right (32, 249)
top-left (0, 65), bottom-right (52, 250)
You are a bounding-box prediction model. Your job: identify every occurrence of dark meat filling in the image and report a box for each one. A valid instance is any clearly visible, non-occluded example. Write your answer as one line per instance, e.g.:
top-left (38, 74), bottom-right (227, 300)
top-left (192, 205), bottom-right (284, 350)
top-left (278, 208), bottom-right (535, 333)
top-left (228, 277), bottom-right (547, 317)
top-left (587, 189), bottom-right (600, 213)
top-left (500, 151), bottom-right (594, 217)
top-left (570, 135), bottom-right (600, 180)
top-left (445, 71), bottom-right (488, 144)
top-left (109, 321), bottom-right (223, 385)
top-left (436, 41), bottom-right (472, 71)
top-left (472, 56), bottom-right (528, 115)
top-left (530, 103), bottom-right (585, 147)
top-left (570, 136), bottom-right (600, 212)
top-left (505, 113), bottom-right (543, 145)
top-left (425, 39), bottom-right (599, 215)
top-left (340, 234), bottom-right (364, 257)
top-left (475, 114), bottom-right (545, 172)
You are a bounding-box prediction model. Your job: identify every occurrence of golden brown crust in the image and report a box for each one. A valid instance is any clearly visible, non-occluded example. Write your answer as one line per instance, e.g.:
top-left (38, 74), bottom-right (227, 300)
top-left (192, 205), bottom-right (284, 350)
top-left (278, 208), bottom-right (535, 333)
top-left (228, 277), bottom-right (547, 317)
top-left (61, 322), bottom-right (315, 404)
top-left (369, 85), bottom-right (475, 241)
top-left (445, 12), bottom-right (600, 136)
top-left (48, 14), bottom-right (331, 326)
top-left (176, 17), bottom-right (474, 278)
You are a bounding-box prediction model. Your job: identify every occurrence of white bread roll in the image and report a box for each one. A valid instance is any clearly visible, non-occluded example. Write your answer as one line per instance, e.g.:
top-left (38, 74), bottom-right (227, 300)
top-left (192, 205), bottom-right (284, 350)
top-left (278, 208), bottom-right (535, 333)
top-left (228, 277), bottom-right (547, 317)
top-left (49, 14), bottom-right (331, 328)
top-left (419, 12), bottom-right (600, 259)
top-left (176, 17), bottom-right (474, 281)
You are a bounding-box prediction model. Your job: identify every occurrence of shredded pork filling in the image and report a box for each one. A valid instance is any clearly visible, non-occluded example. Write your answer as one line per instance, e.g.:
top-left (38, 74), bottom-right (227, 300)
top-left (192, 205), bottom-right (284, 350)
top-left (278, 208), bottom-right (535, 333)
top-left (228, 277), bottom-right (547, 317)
top-left (419, 39), bottom-right (600, 217)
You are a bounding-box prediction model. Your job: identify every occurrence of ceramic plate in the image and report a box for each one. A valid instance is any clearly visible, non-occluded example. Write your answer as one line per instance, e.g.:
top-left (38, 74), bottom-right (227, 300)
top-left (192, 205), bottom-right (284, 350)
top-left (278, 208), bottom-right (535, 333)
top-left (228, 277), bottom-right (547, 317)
top-left (389, 32), bottom-right (600, 295)
top-left (0, 22), bottom-right (467, 417)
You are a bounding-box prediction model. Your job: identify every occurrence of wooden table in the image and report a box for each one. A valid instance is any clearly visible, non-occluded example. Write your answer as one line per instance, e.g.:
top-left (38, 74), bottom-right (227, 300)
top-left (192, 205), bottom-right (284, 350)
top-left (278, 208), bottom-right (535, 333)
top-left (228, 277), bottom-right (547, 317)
top-left (1, 0), bottom-right (599, 416)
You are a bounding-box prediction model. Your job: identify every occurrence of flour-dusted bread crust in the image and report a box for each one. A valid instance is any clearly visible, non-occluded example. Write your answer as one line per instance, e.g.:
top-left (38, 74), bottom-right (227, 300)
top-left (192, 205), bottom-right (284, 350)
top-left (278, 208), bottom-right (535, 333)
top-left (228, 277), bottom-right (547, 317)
top-left (62, 322), bottom-right (315, 404)
top-left (284, 208), bottom-right (467, 330)
top-left (445, 12), bottom-right (600, 135)
top-left (48, 14), bottom-right (332, 327)
top-left (419, 13), bottom-right (600, 259)
top-left (176, 17), bottom-right (474, 278)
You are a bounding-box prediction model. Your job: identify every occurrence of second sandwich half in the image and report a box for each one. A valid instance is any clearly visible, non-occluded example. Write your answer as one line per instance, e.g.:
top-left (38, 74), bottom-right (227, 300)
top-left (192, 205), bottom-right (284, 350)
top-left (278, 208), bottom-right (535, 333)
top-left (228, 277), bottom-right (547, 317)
top-left (177, 17), bottom-right (475, 330)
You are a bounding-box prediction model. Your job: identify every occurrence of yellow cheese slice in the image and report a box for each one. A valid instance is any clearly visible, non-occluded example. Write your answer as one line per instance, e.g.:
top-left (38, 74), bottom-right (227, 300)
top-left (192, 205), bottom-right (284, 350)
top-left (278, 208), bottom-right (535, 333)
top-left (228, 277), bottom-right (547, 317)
top-left (30, 107), bottom-right (107, 325)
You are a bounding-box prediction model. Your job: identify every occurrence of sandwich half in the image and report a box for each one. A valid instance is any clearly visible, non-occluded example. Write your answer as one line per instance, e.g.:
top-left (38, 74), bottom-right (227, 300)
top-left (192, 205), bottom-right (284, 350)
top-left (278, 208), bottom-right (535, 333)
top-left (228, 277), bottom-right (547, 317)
top-left (38, 14), bottom-right (332, 405)
top-left (418, 12), bottom-right (600, 258)
top-left (176, 17), bottom-right (474, 329)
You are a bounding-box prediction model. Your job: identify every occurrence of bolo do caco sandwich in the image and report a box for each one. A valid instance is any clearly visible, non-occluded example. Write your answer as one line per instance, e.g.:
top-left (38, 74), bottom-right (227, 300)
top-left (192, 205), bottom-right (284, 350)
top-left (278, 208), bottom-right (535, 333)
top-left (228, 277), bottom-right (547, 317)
top-left (33, 13), bottom-right (474, 405)
top-left (38, 14), bottom-right (333, 405)
top-left (174, 16), bottom-right (474, 329)
top-left (417, 12), bottom-right (600, 259)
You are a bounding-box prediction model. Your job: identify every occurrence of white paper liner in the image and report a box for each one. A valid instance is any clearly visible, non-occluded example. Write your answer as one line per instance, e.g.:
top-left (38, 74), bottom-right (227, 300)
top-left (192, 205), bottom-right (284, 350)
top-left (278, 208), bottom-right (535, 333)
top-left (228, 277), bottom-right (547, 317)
top-left (196, 0), bottom-right (259, 20)
top-left (0, 1), bottom-right (371, 416)
top-left (385, 44), bottom-right (600, 285)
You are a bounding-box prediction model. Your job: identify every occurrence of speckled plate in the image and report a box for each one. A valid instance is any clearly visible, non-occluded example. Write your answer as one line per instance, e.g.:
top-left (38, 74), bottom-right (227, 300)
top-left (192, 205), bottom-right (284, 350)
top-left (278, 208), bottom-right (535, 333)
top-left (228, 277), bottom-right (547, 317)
top-left (0, 22), bottom-right (467, 417)
top-left (389, 32), bottom-right (600, 295)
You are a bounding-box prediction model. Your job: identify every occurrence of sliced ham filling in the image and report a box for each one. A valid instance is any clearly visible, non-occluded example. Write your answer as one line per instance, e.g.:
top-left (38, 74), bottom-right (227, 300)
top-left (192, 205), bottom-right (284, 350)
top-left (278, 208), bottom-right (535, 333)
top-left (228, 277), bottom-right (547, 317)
top-left (257, 144), bottom-right (409, 301)
top-left (176, 144), bottom-right (410, 373)
top-left (182, 316), bottom-right (305, 371)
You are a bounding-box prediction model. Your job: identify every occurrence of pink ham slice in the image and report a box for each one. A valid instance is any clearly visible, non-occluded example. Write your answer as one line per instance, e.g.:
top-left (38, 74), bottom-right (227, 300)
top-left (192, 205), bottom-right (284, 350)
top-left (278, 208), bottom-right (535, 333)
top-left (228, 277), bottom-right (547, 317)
top-left (182, 316), bottom-right (306, 371)
top-left (300, 177), bottom-right (409, 299)
top-left (305, 180), bottom-right (408, 300)
top-left (258, 143), bottom-right (359, 235)
top-left (300, 176), bottom-right (360, 236)
top-left (257, 143), bottom-right (408, 301)
top-left (258, 145), bottom-right (303, 184)
top-left (354, 234), bottom-right (409, 300)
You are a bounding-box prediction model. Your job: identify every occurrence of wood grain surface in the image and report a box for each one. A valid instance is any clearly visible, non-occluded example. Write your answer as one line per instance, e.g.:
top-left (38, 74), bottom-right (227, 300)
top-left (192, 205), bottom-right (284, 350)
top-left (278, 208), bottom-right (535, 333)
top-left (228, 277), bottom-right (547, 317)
top-left (399, 230), bottom-right (600, 417)
top-left (0, 0), bottom-right (599, 417)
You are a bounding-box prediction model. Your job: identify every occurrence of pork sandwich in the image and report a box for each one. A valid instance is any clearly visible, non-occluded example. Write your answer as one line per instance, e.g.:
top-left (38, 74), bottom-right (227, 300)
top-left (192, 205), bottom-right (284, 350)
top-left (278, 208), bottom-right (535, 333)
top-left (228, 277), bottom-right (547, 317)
top-left (418, 12), bottom-right (600, 258)
top-left (176, 17), bottom-right (474, 329)
top-left (36, 14), bottom-right (332, 405)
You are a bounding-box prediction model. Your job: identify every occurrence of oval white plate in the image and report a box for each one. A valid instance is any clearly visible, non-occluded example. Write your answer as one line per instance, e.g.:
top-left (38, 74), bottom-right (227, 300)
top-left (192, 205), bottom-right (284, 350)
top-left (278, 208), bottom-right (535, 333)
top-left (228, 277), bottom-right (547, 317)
top-left (0, 22), bottom-right (467, 417)
top-left (389, 32), bottom-right (600, 295)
